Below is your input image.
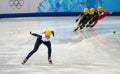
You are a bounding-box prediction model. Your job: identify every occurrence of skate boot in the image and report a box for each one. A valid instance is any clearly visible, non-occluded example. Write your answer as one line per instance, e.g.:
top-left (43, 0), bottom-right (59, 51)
top-left (86, 24), bottom-right (90, 27)
top-left (21, 58), bottom-right (28, 65)
top-left (79, 25), bottom-right (83, 30)
top-left (73, 28), bottom-right (78, 32)
top-left (48, 57), bottom-right (53, 64)
top-left (90, 25), bottom-right (94, 28)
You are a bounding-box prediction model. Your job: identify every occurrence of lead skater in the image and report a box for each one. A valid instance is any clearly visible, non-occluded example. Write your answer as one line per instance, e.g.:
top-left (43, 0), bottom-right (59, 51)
top-left (87, 6), bottom-right (112, 28)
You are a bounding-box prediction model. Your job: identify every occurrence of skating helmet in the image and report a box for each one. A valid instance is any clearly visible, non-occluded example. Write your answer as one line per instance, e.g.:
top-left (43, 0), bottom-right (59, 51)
top-left (83, 8), bottom-right (89, 15)
top-left (45, 29), bottom-right (52, 37)
top-left (97, 6), bottom-right (103, 12)
top-left (89, 8), bottom-right (95, 15)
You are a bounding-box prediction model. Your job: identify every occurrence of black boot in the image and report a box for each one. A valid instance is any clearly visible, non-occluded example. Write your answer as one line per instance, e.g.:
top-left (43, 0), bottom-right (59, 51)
top-left (48, 57), bottom-right (53, 64)
top-left (86, 24), bottom-right (90, 27)
top-left (90, 25), bottom-right (95, 28)
top-left (73, 28), bottom-right (78, 32)
top-left (21, 58), bottom-right (28, 65)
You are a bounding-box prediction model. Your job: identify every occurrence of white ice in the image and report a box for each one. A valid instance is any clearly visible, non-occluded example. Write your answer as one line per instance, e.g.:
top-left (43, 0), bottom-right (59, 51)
top-left (0, 16), bottom-right (120, 74)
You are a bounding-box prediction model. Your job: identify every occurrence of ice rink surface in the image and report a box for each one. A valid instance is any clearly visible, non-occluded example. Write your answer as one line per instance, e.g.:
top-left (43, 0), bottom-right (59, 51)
top-left (0, 16), bottom-right (120, 74)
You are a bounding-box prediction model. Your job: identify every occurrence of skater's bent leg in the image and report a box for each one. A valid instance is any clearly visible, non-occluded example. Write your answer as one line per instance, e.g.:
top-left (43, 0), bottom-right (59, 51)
top-left (43, 41), bottom-right (52, 59)
top-left (74, 20), bottom-right (82, 32)
top-left (98, 14), bottom-right (106, 20)
top-left (43, 41), bottom-right (52, 64)
top-left (91, 18), bottom-right (99, 28)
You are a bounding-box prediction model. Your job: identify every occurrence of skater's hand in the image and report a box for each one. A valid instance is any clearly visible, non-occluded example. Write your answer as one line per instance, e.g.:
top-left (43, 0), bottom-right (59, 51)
top-left (76, 19), bottom-right (79, 22)
top-left (110, 12), bottom-right (112, 14)
top-left (30, 31), bottom-right (32, 34)
top-left (51, 31), bottom-right (54, 37)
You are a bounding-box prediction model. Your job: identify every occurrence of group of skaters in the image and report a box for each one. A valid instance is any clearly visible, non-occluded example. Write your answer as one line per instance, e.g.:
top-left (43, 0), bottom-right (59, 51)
top-left (74, 6), bottom-right (112, 32)
top-left (21, 6), bottom-right (112, 65)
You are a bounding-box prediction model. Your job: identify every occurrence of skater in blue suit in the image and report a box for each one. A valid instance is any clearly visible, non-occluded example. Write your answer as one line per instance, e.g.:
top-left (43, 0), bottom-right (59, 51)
top-left (22, 29), bottom-right (54, 65)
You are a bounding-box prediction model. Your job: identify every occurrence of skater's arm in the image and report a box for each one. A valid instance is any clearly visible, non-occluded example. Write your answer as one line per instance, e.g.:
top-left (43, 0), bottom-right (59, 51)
top-left (100, 10), bottom-right (112, 15)
top-left (76, 13), bottom-right (83, 22)
top-left (104, 11), bottom-right (112, 15)
top-left (77, 14), bottom-right (81, 19)
top-left (77, 13), bottom-right (83, 19)
top-left (30, 32), bottom-right (40, 37)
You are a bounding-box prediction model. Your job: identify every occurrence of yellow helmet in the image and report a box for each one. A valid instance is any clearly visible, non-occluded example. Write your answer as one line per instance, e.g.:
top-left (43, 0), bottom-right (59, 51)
top-left (97, 6), bottom-right (103, 12)
top-left (89, 8), bottom-right (95, 15)
top-left (45, 29), bottom-right (52, 37)
top-left (83, 8), bottom-right (89, 15)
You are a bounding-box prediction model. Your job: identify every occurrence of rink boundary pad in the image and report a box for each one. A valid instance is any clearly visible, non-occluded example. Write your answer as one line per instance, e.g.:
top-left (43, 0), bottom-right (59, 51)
top-left (0, 12), bottom-right (120, 18)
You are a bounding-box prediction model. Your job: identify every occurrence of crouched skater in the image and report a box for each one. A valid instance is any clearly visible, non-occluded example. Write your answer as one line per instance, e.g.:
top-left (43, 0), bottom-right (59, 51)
top-left (22, 29), bottom-right (54, 65)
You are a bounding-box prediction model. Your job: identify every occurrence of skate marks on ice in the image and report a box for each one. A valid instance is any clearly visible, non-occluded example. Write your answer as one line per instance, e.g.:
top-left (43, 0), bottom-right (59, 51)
top-left (1, 52), bottom-right (120, 74)
top-left (71, 29), bottom-right (100, 43)
top-left (1, 58), bottom-right (120, 74)
top-left (72, 31), bottom-right (88, 42)
top-left (0, 17), bottom-right (120, 74)
top-left (54, 28), bottom-right (94, 44)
